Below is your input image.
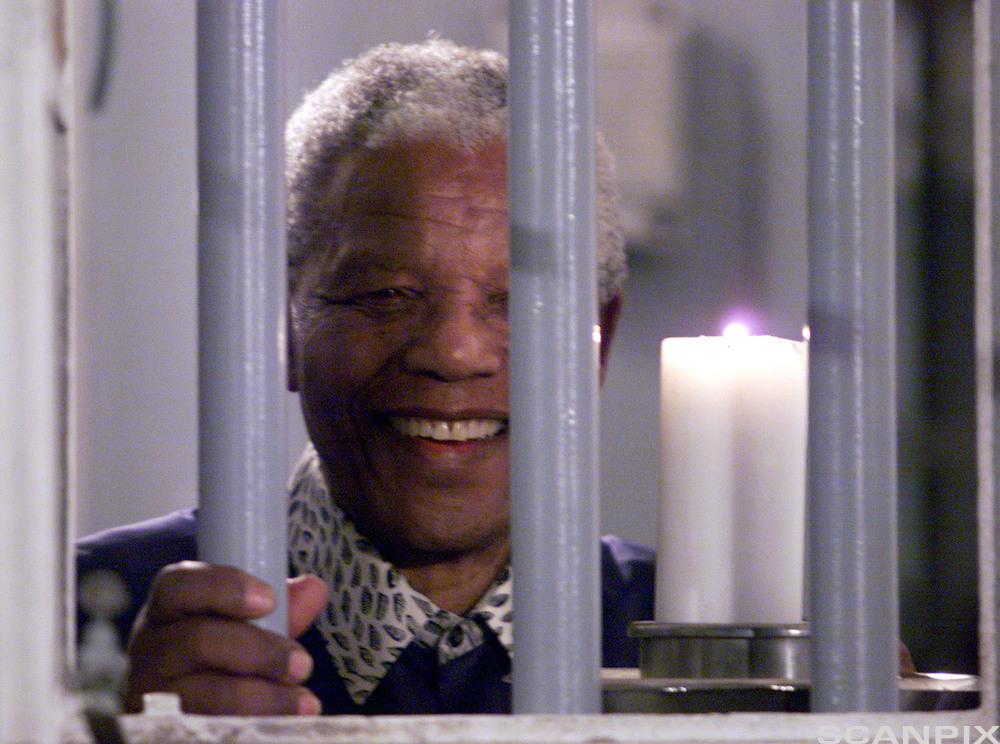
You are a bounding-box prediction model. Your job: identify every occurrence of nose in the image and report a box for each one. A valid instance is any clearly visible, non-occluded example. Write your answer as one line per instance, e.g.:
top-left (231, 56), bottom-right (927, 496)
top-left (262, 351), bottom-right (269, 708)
top-left (401, 294), bottom-right (505, 381)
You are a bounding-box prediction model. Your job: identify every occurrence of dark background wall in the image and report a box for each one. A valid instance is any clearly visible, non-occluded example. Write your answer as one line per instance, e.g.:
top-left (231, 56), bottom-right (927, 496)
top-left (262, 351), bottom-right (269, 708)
top-left (896, 0), bottom-right (978, 674)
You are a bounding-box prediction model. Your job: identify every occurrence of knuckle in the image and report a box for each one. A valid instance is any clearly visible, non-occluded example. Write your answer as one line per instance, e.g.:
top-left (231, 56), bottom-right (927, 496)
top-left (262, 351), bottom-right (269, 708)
top-left (207, 564), bottom-right (251, 595)
top-left (138, 617), bottom-right (218, 678)
top-left (147, 562), bottom-right (252, 619)
top-left (229, 677), bottom-right (298, 715)
top-left (185, 620), bottom-right (216, 660)
top-left (154, 560), bottom-right (206, 589)
top-left (148, 561), bottom-right (204, 608)
top-left (228, 677), bottom-right (267, 713)
top-left (247, 628), bottom-right (293, 679)
top-left (173, 618), bottom-right (286, 678)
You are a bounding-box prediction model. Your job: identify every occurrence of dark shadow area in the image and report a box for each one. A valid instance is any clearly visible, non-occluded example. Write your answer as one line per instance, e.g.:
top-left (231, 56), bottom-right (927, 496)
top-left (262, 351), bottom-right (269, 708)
top-left (896, 0), bottom-right (979, 674)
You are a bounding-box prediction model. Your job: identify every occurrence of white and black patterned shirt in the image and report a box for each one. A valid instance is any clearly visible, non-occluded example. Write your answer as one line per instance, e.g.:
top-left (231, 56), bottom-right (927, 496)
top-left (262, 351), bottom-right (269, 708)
top-left (287, 445), bottom-right (514, 706)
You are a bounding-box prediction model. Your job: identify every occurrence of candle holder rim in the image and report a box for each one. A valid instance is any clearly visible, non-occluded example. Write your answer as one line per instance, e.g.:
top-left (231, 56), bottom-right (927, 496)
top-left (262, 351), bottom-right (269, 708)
top-left (628, 621), bottom-right (809, 639)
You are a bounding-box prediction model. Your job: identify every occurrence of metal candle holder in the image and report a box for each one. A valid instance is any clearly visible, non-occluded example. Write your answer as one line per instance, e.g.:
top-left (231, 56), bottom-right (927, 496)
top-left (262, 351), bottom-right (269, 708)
top-left (600, 621), bottom-right (980, 713)
top-left (630, 621), bottom-right (810, 680)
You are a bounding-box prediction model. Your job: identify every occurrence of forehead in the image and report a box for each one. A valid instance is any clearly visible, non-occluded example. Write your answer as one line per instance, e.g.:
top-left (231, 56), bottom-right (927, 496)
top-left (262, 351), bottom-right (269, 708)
top-left (320, 141), bottom-right (508, 272)
top-left (338, 140), bottom-right (505, 217)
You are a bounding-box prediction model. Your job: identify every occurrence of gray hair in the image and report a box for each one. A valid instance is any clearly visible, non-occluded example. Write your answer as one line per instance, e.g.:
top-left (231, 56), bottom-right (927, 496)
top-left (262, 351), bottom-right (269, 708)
top-left (286, 38), bottom-right (626, 305)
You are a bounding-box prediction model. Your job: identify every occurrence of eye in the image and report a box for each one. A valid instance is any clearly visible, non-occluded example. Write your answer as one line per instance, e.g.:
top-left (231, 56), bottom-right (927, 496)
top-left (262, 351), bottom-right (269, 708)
top-left (355, 287), bottom-right (421, 304)
top-left (362, 288), bottom-right (416, 302)
top-left (317, 286), bottom-right (423, 314)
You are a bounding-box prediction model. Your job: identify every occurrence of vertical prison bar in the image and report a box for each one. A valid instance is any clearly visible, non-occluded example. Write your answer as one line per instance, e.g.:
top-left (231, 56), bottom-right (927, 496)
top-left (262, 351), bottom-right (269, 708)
top-left (196, 0), bottom-right (288, 634)
top-left (974, 0), bottom-right (1000, 721)
top-left (807, 0), bottom-right (899, 711)
top-left (0, 1), bottom-right (62, 741)
top-left (508, 0), bottom-right (602, 714)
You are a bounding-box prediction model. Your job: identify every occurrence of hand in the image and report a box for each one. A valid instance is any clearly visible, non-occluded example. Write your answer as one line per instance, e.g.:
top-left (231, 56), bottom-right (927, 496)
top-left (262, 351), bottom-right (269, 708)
top-left (123, 562), bottom-right (327, 715)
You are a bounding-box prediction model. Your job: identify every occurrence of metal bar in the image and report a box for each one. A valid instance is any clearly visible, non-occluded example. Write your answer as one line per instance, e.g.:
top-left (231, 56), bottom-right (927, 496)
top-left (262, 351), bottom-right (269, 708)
top-left (0, 2), bottom-right (62, 740)
top-left (196, 0), bottom-right (287, 634)
top-left (806, 0), bottom-right (898, 711)
top-left (973, 0), bottom-right (1000, 720)
top-left (508, 0), bottom-right (601, 715)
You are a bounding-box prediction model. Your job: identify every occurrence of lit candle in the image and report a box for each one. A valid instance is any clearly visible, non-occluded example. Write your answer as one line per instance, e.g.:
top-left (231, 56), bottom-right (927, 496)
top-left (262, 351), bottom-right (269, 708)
top-left (657, 328), bottom-right (807, 624)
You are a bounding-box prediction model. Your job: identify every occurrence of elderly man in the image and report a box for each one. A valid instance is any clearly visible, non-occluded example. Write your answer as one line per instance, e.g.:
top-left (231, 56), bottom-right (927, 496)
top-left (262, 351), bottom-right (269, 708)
top-left (77, 39), bottom-right (652, 716)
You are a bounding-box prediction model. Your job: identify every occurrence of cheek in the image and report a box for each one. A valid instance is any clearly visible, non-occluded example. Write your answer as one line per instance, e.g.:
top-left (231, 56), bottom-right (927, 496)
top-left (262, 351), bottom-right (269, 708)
top-left (297, 319), bottom-right (403, 410)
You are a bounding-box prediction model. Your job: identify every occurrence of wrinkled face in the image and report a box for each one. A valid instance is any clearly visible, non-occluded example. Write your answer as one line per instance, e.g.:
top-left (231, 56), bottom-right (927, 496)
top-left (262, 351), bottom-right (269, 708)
top-left (289, 141), bottom-right (510, 562)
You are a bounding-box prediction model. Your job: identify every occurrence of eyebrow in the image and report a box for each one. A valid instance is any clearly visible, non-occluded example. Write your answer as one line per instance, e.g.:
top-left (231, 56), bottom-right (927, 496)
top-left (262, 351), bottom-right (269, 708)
top-left (359, 207), bottom-right (506, 230)
top-left (322, 250), bottom-right (406, 278)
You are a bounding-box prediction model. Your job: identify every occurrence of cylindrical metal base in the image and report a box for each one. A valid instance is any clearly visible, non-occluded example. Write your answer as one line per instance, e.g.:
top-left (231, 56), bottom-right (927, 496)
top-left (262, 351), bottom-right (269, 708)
top-left (601, 669), bottom-right (979, 714)
top-left (629, 622), bottom-right (810, 680)
top-left (611, 621), bottom-right (979, 713)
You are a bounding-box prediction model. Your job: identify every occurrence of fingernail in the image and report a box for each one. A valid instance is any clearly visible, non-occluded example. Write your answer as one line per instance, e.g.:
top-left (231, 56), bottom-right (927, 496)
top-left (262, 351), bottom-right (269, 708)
top-left (245, 583), bottom-right (274, 613)
top-left (297, 689), bottom-right (321, 716)
top-left (287, 647), bottom-right (313, 681)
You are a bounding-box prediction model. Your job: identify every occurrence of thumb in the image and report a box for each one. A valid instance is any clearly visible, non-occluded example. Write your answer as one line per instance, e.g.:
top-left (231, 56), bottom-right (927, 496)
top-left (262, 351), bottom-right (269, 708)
top-left (287, 574), bottom-right (327, 638)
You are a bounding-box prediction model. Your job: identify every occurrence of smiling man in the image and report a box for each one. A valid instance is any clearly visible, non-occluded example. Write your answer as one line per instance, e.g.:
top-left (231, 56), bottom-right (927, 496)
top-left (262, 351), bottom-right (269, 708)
top-left (77, 39), bottom-right (653, 716)
top-left (292, 141), bottom-right (513, 582)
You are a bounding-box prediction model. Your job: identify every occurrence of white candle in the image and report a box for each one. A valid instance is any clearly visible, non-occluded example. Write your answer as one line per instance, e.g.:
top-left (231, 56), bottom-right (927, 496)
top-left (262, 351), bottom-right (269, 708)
top-left (657, 333), bottom-right (807, 624)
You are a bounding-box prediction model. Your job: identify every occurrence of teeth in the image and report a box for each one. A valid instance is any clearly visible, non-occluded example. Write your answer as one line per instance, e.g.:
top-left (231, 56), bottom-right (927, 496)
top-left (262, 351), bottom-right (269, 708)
top-left (390, 417), bottom-right (506, 442)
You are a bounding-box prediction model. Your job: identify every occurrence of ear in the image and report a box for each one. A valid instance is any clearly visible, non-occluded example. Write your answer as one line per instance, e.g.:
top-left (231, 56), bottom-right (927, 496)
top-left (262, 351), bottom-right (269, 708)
top-left (286, 298), bottom-right (299, 393)
top-left (598, 292), bottom-right (622, 385)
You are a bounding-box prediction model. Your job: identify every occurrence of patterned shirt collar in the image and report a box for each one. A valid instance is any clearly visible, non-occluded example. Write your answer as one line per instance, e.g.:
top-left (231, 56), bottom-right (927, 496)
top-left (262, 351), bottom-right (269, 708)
top-left (287, 445), bottom-right (513, 706)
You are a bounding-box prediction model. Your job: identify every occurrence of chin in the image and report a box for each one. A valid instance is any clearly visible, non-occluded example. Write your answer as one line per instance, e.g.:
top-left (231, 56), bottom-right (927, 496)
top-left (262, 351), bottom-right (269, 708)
top-left (324, 463), bottom-right (511, 559)
top-left (378, 512), bottom-right (510, 562)
top-left (413, 526), bottom-right (507, 555)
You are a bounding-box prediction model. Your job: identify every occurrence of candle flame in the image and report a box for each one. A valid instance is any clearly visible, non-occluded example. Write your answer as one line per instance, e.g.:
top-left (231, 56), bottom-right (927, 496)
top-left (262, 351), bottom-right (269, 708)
top-left (802, 325), bottom-right (811, 341)
top-left (722, 322), bottom-right (750, 339)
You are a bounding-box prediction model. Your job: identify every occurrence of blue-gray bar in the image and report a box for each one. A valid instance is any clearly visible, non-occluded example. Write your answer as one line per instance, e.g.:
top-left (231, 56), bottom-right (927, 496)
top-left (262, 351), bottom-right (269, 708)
top-left (807, 0), bottom-right (899, 712)
top-left (196, 0), bottom-right (287, 635)
top-left (973, 0), bottom-right (1000, 722)
top-left (508, 0), bottom-right (601, 714)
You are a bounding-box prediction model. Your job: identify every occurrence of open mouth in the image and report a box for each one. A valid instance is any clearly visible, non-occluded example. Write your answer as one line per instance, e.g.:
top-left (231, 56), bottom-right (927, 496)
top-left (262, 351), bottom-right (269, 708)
top-left (389, 416), bottom-right (507, 442)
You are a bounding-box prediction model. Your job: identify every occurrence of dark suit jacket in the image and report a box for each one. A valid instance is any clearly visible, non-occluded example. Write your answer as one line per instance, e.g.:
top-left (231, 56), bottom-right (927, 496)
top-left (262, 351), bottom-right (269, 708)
top-left (77, 509), bottom-right (655, 714)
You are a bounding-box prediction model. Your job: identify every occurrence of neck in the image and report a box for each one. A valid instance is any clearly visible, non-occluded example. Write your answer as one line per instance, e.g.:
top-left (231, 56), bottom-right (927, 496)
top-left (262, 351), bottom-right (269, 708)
top-left (395, 536), bottom-right (510, 615)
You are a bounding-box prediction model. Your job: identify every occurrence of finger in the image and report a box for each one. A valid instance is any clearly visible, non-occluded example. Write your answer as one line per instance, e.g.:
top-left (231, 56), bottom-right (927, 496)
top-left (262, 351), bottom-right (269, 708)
top-left (129, 616), bottom-right (313, 683)
top-left (288, 574), bottom-right (327, 638)
top-left (143, 562), bottom-right (275, 625)
top-left (899, 640), bottom-right (917, 675)
top-left (147, 673), bottom-right (320, 716)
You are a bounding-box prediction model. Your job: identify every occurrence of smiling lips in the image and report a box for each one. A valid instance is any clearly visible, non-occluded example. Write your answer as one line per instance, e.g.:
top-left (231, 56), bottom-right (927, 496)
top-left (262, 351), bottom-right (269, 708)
top-left (389, 416), bottom-right (507, 442)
